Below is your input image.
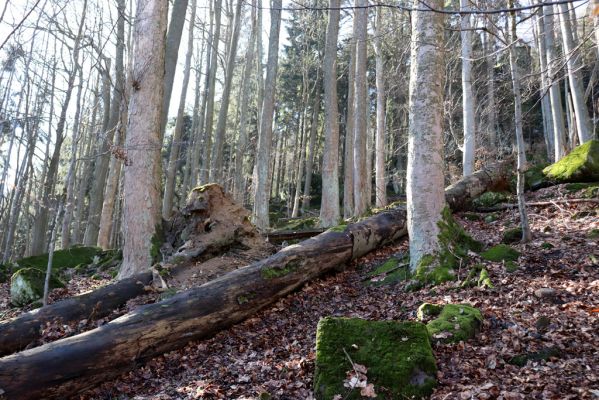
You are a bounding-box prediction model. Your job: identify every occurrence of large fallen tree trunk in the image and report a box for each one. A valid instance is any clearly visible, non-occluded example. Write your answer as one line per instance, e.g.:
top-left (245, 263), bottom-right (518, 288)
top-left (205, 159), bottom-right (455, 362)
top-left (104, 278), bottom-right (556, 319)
top-left (0, 272), bottom-right (152, 357)
top-left (0, 164), bottom-right (509, 399)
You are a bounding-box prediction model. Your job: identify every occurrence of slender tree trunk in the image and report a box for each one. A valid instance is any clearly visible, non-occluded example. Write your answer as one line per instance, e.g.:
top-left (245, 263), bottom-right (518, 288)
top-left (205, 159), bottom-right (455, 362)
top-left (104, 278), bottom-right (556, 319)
top-left (253, 0), bottom-right (282, 230)
top-left (543, 0), bottom-right (567, 160)
top-left (406, 0), bottom-right (446, 271)
top-left (373, 6), bottom-right (387, 207)
top-left (160, 0), bottom-right (190, 139)
top-left (508, 0), bottom-right (532, 243)
top-left (163, 0), bottom-right (197, 219)
top-left (557, 2), bottom-right (594, 143)
top-left (200, 0), bottom-right (223, 184)
top-left (352, 0), bottom-right (369, 217)
top-left (461, 0), bottom-right (475, 176)
top-left (344, 22), bottom-right (357, 219)
top-left (234, 0), bottom-right (257, 202)
top-left (210, 0), bottom-right (243, 182)
top-left (535, 9), bottom-right (555, 161)
top-left (302, 81), bottom-right (321, 212)
top-left (119, 0), bottom-right (168, 279)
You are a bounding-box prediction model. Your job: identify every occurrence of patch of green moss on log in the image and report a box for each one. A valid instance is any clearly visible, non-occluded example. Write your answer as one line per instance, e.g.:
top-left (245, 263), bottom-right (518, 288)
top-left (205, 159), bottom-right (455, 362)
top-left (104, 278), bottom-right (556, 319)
top-left (473, 191), bottom-right (511, 208)
top-left (426, 304), bottom-right (483, 344)
top-left (508, 347), bottom-right (560, 367)
top-left (416, 303), bottom-right (444, 321)
top-left (481, 244), bottom-right (520, 262)
top-left (16, 246), bottom-right (102, 272)
top-left (314, 317), bottom-right (437, 400)
top-left (327, 224), bottom-right (348, 233)
top-left (10, 268), bottom-right (65, 306)
top-left (502, 227), bottom-right (523, 244)
top-left (261, 260), bottom-right (300, 279)
top-left (543, 140), bottom-right (599, 182)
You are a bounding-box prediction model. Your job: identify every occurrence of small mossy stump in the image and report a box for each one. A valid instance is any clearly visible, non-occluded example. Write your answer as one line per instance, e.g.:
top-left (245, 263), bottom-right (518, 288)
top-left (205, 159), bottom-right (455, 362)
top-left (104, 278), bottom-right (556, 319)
top-left (480, 244), bottom-right (520, 262)
top-left (426, 304), bottom-right (483, 344)
top-left (15, 246), bottom-right (103, 273)
top-left (416, 303), bottom-right (443, 321)
top-left (501, 227), bottom-right (523, 244)
top-left (10, 268), bottom-right (65, 307)
top-left (472, 191), bottom-right (511, 208)
top-left (314, 317), bottom-right (437, 399)
top-left (543, 140), bottom-right (599, 183)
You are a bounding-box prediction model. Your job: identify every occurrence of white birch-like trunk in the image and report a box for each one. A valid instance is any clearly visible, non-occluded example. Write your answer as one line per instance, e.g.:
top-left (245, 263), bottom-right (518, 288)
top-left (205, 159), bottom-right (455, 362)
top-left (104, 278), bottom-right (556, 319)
top-left (343, 30), bottom-right (356, 219)
top-left (556, 2), bottom-right (594, 144)
top-left (460, 0), bottom-right (475, 176)
top-left (253, 0), bottom-right (282, 230)
top-left (320, 0), bottom-right (341, 227)
top-left (534, 8), bottom-right (555, 161)
top-left (119, 0), bottom-right (168, 279)
top-left (407, 0), bottom-right (446, 271)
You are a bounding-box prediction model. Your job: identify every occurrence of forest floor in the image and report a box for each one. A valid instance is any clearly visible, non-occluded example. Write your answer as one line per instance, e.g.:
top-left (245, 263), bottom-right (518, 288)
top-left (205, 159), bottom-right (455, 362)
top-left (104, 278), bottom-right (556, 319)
top-left (2, 184), bottom-right (598, 399)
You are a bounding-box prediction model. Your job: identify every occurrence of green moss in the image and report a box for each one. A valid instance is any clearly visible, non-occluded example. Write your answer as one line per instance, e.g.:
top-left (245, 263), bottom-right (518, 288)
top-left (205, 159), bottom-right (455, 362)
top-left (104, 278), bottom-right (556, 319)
top-left (588, 229), bottom-right (599, 239)
top-left (473, 192), bottom-right (511, 208)
top-left (508, 347), bottom-right (560, 367)
top-left (327, 224), bottom-right (348, 233)
top-left (463, 213), bottom-right (482, 221)
top-left (10, 268), bottom-right (65, 306)
top-left (525, 164), bottom-right (550, 190)
top-left (481, 244), bottom-right (520, 262)
top-left (261, 260), bottom-right (300, 279)
top-left (541, 242), bottom-right (554, 250)
top-left (414, 260), bottom-right (455, 285)
top-left (367, 257), bottom-right (400, 277)
top-left (314, 317), bottom-right (437, 399)
top-left (416, 303), bottom-right (444, 321)
top-left (426, 304), bottom-right (483, 344)
top-left (477, 268), bottom-right (493, 288)
top-left (237, 291), bottom-right (257, 305)
top-left (150, 224), bottom-right (165, 264)
top-left (505, 261), bottom-right (519, 273)
top-left (543, 140), bottom-right (599, 182)
top-left (276, 217), bottom-right (319, 231)
top-left (502, 227), bottom-right (523, 244)
top-left (484, 213), bottom-right (499, 223)
top-left (16, 246), bottom-right (102, 272)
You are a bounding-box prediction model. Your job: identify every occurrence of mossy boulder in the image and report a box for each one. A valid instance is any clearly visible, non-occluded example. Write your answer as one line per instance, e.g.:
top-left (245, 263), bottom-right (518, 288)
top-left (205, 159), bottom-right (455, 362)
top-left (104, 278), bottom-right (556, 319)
top-left (314, 317), bottom-right (437, 399)
top-left (16, 246), bottom-right (103, 273)
top-left (565, 182), bottom-right (599, 198)
top-left (481, 244), bottom-right (520, 262)
top-left (473, 191), bottom-right (511, 208)
top-left (502, 227), bottom-right (523, 244)
top-left (543, 140), bottom-right (599, 183)
top-left (525, 164), bottom-right (551, 190)
top-left (416, 303), bottom-right (443, 321)
top-left (10, 268), bottom-right (65, 306)
top-left (426, 304), bottom-right (483, 344)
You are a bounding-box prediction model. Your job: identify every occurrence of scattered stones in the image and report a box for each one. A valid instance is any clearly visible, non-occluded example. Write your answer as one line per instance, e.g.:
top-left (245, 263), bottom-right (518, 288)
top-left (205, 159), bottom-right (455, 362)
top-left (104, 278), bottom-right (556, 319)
top-left (534, 287), bottom-right (557, 299)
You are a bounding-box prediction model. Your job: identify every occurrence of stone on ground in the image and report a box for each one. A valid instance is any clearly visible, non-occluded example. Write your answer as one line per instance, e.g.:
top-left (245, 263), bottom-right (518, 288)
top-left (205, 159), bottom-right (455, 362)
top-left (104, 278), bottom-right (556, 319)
top-left (10, 268), bottom-right (64, 306)
top-left (314, 317), bottom-right (437, 399)
top-left (426, 304), bottom-right (483, 344)
top-left (543, 139), bottom-right (599, 183)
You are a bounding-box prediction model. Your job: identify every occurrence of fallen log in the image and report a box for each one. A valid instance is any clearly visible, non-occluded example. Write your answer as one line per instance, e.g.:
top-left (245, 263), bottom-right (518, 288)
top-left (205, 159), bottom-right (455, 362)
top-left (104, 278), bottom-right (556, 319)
top-left (266, 228), bottom-right (326, 243)
top-left (0, 163), bottom-right (508, 399)
top-left (0, 272), bottom-right (152, 357)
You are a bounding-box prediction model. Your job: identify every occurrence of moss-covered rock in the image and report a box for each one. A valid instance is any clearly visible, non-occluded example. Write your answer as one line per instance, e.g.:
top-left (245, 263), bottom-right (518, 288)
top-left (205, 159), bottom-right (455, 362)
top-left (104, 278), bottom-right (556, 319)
top-left (314, 317), bottom-right (437, 399)
top-left (480, 244), bottom-right (520, 262)
top-left (473, 191), bottom-right (511, 208)
top-left (502, 227), bottom-right (523, 244)
top-left (525, 164), bottom-right (551, 190)
top-left (416, 303), bottom-right (443, 321)
top-left (10, 268), bottom-right (65, 306)
top-left (15, 246), bottom-right (103, 272)
top-left (484, 213), bottom-right (499, 223)
top-left (426, 304), bottom-right (483, 344)
top-left (543, 140), bottom-right (599, 183)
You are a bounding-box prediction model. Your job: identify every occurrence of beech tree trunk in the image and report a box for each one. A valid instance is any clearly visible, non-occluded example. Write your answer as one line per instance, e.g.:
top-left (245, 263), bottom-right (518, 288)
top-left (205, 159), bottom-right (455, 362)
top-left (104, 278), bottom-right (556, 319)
top-left (406, 0), bottom-right (446, 271)
top-left (373, 6), bottom-right (387, 208)
top-left (0, 163), bottom-right (508, 399)
top-left (253, 0), bottom-right (282, 230)
top-left (320, 0), bottom-right (341, 227)
top-left (119, 0), bottom-right (168, 279)
top-left (461, 0), bottom-right (475, 176)
top-left (343, 24), bottom-right (357, 219)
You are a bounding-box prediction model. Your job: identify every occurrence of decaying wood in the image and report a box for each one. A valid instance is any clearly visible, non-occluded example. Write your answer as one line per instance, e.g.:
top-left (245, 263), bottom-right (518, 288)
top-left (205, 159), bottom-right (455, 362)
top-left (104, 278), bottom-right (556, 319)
top-left (0, 164), bottom-right (509, 399)
top-left (0, 272), bottom-right (152, 357)
top-left (266, 228), bottom-right (326, 243)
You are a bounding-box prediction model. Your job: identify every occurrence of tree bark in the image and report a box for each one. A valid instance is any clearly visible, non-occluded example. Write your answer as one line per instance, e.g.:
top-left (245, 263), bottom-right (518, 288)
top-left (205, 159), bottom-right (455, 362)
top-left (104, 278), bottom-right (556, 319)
top-left (534, 7), bottom-right (555, 161)
top-left (301, 81), bottom-right (321, 213)
top-left (406, 0), bottom-right (446, 271)
top-left (373, 6), bottom-right (387, 207)
top-left (461, 0), bottom-right (475, 176)
top-left (253, 0), bottom-right (282, 230)
top-left (319, 0), bottom-right (341, 226)
top-left (119, 0), bottom-right (168, 279)
top-left (352, 0), bottom-right (369, 217)
top-left (0, 162), bottom-right (508, 399)
top-left (343, 23), bottom-right (357, 219)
